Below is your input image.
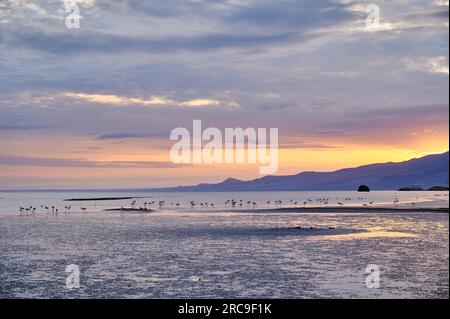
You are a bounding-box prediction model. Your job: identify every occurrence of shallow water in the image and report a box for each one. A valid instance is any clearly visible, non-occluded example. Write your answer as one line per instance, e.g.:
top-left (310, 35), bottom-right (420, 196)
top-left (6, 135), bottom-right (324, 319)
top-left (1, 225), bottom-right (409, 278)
top-left (0, 191), bottom-right (448, 298)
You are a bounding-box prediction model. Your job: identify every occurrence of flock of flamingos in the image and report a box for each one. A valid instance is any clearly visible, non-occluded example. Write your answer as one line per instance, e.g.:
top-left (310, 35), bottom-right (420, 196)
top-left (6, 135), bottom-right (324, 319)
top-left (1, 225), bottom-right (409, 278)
top-left (17, 196), bottom-right (406, 217)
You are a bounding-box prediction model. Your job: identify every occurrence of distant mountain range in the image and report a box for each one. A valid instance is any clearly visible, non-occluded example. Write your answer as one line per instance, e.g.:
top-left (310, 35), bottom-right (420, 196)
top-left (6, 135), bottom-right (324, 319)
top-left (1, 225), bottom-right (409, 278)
top-left (154, 152), bottom-right (449, 192)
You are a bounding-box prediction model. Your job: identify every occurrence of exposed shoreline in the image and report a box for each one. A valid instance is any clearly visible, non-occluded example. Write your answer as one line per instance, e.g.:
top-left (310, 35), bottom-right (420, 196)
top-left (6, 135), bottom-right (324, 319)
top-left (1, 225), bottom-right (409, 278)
top-left (103, 208), bottom-right (154, 212)
top-left (65, 197), bottom-right (135, 201)
top-left (236, 206), bottom-right (449, 214)
top-left (101, 205), bottom-right (449, 214)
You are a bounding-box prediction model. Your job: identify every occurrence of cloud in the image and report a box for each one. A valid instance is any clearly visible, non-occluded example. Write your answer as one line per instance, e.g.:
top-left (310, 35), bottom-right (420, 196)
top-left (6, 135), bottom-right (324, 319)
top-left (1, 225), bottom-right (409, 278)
top-left (226, 0), bottom-right (354, 28)
top-left (0, 124), bottom-right (52, 131)
top-left (62, 92), bottom-right (175, 106)
top-left (433, 0), bottom-right (449, 7)
top-left (180, 99), bottom-right (220, 107)
top-left (278, 141), bottom-right (341, 149)
top-left (6, 28), bottom-right (299, 55)
top-left (61, 92), bottom-right (238, 108)
top-left (0, 154), bottom-right (189, 168)
top-left (361, 103), bottom-right (449, 118)
top-left (96, 132), bottom-right (167, 139)
top-left (0, 0), bottom-right (448, 186)
top-left (325, 103), bottom-right (450, 133)
top-left (426, 56), bottom-right (449, 74)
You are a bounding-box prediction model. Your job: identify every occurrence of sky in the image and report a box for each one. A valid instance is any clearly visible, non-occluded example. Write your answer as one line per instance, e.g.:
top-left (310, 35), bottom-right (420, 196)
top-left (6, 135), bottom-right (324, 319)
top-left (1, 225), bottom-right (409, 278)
top-left (0, 0), bottom-right (448, 189)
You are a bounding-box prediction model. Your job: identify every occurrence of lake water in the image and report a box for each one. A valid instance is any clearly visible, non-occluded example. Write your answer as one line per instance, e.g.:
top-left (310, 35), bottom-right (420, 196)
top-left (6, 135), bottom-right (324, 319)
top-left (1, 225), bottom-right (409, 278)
top-left (0, 191), bottom-right (448, 298)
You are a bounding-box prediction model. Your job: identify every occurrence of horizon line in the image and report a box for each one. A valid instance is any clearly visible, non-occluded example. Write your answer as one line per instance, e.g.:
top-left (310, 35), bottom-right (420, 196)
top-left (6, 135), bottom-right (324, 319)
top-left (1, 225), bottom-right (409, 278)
top-left (1, 150), bottom-right (448, 192)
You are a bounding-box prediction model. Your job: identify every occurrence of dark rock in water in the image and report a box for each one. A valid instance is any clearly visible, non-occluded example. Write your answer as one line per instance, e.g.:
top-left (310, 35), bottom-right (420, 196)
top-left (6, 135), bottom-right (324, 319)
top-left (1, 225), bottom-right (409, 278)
top-left (357, 185), bottom-right (370, 192)
top-left (428, 186), bottom-right (449, 191)
top-left (398, 187), bottom-right (424, 191)
top-left (276, 226), bottom-right (336, 231)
